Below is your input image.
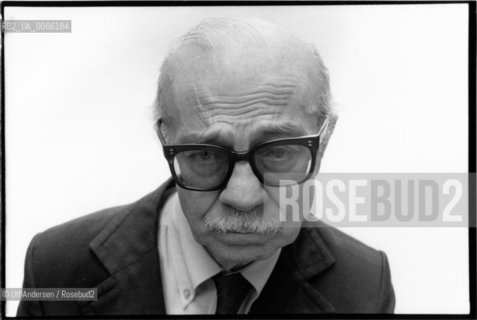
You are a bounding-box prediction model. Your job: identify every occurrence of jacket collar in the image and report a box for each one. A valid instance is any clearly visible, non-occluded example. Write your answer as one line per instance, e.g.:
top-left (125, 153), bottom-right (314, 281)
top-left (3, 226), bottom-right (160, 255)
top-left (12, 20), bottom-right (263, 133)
top-left (88, 178), bottom-right (175, 275)
top-left (80, 179), bottom-right (336, 315)
top-left (79, 178), bottom-right (175, 315)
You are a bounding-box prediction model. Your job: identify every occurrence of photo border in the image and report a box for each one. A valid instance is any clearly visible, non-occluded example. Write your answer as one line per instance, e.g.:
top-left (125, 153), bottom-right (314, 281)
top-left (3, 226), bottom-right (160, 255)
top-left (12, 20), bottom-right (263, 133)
top-left (1, 1), bottom-right (475, 319)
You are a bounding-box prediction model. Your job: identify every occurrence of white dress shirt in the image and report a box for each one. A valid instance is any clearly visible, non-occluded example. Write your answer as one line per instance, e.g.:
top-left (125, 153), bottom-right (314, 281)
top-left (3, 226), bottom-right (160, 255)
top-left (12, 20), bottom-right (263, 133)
top-left (158, 192), bottom-right (281, 314)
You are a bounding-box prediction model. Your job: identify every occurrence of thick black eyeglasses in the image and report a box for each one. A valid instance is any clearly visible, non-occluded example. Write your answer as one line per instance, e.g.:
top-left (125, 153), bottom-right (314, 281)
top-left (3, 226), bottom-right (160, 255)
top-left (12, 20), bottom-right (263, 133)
top-left (157, 118), bottom-right (329, 191)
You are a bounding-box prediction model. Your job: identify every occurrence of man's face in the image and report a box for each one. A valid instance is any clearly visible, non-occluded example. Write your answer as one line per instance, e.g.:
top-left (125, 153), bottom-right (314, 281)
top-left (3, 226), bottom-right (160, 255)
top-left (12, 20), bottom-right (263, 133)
top-left (164, 45), bottom-right (326, 269)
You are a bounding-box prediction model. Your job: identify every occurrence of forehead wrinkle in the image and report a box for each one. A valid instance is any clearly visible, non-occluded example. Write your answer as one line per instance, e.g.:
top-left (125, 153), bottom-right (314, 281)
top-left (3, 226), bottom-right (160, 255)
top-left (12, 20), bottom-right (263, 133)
top-left (193, 80), bottom-right (300, 123)
top-left (205, 82), bottom-right (297, 99)
top-left (174, 57), bottom-right (316, 127)
top-left (199, 111), bottom-right (281, 126)
top-left (201, 92), bottom-right (292, 107)
top-left (203, 100), bottom-right (289, 117)
top-left (199, 79), bottom-right (298, 97)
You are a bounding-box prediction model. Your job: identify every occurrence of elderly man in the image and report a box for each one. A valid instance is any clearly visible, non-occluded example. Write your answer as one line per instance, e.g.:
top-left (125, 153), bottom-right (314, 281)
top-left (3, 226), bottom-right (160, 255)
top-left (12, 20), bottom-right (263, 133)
top-left (18, 18), bottom-right (395, 315)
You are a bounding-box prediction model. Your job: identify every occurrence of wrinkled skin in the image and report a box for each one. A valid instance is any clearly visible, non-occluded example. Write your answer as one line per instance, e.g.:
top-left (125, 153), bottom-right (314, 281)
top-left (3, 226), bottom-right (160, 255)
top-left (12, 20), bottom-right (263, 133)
top-left (162, 43), bottom-right (335, 270)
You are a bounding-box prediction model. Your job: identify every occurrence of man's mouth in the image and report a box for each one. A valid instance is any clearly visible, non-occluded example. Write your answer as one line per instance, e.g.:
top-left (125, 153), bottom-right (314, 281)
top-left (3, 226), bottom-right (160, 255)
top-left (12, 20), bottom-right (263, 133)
top-left (213, 229), bottom-right (278, 245)
top-left (224, 228), bottom-right (278, 235)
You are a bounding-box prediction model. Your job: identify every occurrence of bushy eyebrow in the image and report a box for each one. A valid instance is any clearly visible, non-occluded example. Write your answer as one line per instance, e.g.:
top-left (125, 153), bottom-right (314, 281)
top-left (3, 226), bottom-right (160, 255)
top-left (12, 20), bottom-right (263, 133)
top-left (250, 124), bottom-right (307, 145)
top-left (177, 130), bottom-right (233, 147)
top-left (198, 131), bottom-right (233, 146)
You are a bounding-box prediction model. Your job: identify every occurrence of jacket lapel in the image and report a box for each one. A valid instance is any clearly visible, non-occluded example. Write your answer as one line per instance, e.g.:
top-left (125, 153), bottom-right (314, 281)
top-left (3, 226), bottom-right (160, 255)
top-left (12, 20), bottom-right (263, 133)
top-left (250, 222), bottom-right (336, 314)
top-left (78, 179), bottom-right (175, 315)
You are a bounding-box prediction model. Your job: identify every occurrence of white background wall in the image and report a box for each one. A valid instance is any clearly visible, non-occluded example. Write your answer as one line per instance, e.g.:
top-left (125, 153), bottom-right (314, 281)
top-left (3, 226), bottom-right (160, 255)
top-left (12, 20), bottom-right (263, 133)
top-left (4, 4), bottom-right (470, 315)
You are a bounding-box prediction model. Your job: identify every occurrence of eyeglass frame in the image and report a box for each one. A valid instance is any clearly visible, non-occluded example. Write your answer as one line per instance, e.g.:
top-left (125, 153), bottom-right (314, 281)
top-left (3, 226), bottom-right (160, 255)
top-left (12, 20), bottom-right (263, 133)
top-left (156, 117), bottom-right (329, 191)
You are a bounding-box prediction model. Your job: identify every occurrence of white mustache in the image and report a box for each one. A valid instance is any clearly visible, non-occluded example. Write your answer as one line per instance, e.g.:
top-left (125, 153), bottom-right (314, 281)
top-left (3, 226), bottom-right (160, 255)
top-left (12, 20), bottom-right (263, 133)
top-left (204, 208), bottom-right (281, 234)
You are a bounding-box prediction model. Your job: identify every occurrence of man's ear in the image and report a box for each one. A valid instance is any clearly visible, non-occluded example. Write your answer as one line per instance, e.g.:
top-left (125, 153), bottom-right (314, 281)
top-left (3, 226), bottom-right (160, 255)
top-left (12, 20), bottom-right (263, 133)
top-left (317, 113), bottom-right (338, 159)
top-left (312, 113), bottom-right (338, 176)
top-left (155, 118), bottom-right (169, 145)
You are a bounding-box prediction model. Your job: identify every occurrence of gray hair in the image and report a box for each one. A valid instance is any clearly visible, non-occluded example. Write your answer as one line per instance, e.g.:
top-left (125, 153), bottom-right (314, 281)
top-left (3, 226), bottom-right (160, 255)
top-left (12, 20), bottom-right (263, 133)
top-left (153, 17), bottom-right (332, 128)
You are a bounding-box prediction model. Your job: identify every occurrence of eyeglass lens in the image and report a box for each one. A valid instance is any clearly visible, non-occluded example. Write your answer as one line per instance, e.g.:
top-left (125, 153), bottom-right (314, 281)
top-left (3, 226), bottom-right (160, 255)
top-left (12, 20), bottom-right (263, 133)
top-left (172, 144), bottom-right (312, 189)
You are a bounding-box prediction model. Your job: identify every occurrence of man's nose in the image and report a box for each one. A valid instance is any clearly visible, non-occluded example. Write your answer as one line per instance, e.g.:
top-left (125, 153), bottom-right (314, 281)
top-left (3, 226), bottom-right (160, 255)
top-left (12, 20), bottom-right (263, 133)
top-left (219, 162), bottom-right (264, 212)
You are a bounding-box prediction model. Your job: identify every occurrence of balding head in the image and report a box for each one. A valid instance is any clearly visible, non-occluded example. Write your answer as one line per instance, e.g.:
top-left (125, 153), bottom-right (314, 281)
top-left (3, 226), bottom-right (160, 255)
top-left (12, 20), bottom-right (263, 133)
top-left (154, 17), bottom-right (332, 132)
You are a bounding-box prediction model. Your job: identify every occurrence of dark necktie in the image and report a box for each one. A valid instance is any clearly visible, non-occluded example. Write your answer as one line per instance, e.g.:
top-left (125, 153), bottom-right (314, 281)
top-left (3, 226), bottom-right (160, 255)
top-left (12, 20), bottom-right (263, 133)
top-left (213, 272), bottom-right (252, 314)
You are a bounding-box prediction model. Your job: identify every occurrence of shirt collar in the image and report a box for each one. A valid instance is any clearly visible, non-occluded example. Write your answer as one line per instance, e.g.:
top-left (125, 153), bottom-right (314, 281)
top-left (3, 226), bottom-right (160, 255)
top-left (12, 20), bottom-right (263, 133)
top-left (172, 193), bottom-right (222, 294)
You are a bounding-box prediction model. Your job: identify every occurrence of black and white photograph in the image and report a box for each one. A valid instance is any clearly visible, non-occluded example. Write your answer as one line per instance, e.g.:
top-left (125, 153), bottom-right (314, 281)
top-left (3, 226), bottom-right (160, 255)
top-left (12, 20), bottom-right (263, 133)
top-left (1, 2), bottom-right (474, 317)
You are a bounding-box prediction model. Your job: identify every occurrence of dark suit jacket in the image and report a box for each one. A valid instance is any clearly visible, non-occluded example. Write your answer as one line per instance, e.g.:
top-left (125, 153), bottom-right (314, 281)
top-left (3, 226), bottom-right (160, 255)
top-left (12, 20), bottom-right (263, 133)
top-left (17, 178), bottom-right (395, 316)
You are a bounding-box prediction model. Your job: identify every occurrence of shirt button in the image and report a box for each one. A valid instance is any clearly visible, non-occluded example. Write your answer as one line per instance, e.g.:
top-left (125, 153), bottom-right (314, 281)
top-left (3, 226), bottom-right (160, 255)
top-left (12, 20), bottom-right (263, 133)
top-left (183, 289), bottom-right (191, 299)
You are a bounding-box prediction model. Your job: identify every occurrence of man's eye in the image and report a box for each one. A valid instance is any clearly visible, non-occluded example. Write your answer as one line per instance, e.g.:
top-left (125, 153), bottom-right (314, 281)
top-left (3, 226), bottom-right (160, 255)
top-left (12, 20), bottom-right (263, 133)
top-left (263, 147), bottom-right (291, 160)
top-left (189, 150), bottom-right (215, 161)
